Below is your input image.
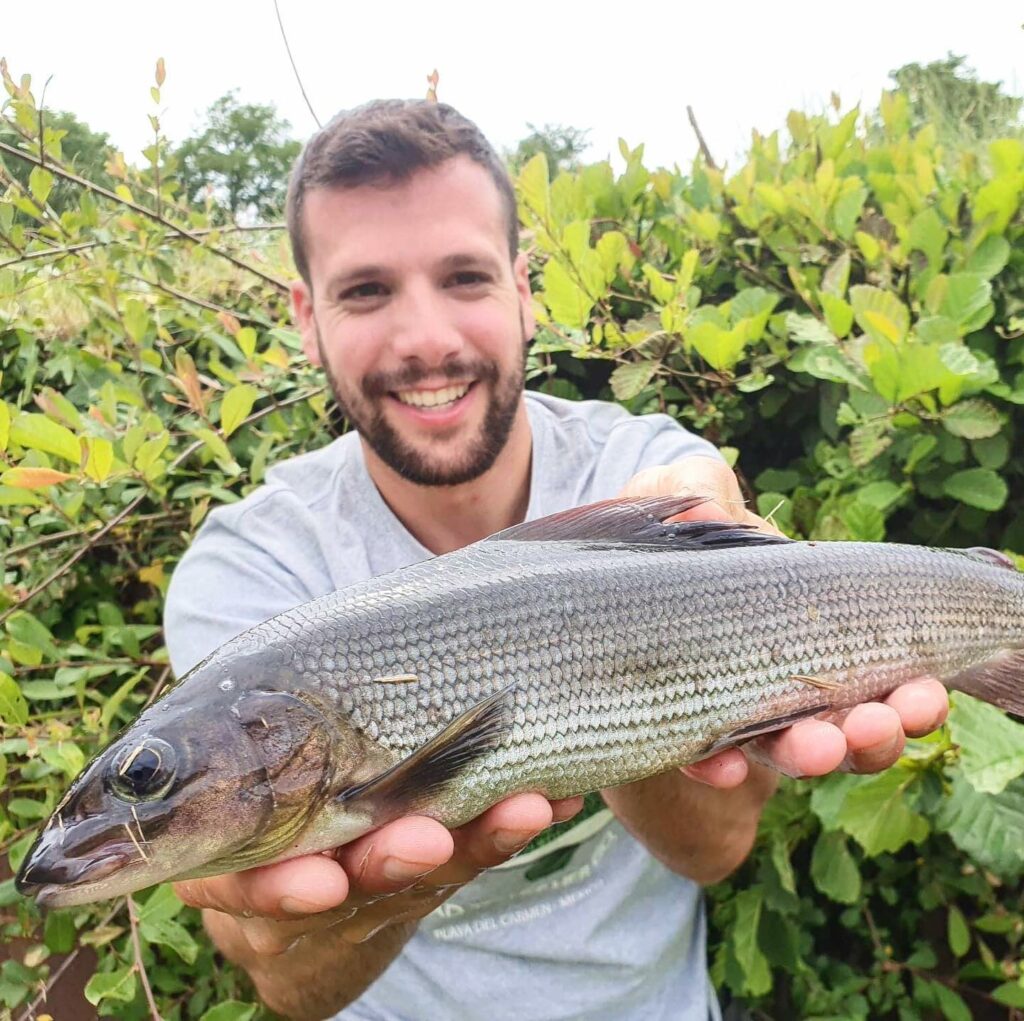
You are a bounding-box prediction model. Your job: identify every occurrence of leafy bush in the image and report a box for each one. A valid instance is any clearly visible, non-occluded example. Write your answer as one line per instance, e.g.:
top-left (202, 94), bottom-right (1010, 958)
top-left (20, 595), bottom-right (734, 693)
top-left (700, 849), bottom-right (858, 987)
top-left (1, 58), bottom-right (1024, 1019)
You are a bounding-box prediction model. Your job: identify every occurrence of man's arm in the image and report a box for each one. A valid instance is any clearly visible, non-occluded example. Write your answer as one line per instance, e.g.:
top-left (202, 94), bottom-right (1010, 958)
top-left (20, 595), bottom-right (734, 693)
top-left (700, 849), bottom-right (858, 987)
top-left (602, 456), bottom-right (949, 885)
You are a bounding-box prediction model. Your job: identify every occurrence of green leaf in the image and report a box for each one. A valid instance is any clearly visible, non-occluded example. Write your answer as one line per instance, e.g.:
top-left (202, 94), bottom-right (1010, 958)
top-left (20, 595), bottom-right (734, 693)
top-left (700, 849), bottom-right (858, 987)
top-left (850, 285), bottom-right (910, 344)
top-left (832, 186), bottom-right (867, 239)
top-left (908, 207), bottom-right (947, 267)
top-left (687, 321), bottom-right (749, 372)
top-left (932, 981), bottom-right (972, 1021)
top-left (848, 423), bottom-right (892, 467)
top-left (84, 966), bottom-right (137, 1006)
top-left (786, 313), bottom-right (834, 345)
top-left (9, 413), bottom-right (82, 465)
top-left (810, 830), bottom-right (861, 904)
top-left (936, 774), bottom-right (1024, 877)
top-left (966, 235), bottom-right (1010, 279)
top-left (729, 887), bottom-right (771, 996)
top-left (219, 384), bottom-right (258, 438)
top-left (821, 294), bottom-right (853, 339)
top-left (40, 742), bottom-right (85, 778)
top-left (836, 768), bottom-right (929, 855)
top-left (947, 905), bottom-right (970, 958)
top-left (543, 260), bottom-right (594, 330)
top-left (840, 501), bottom-right (884, 541)
top-left (943, 468), bottom-right (1007, 511)
top-left (7, 798), bottom-right (48, 820)
top-left (992, 981), bottom-right (1024, 1008)
top-left (28, 165), bottom-right (53, 206)
top-left (609, 361), bottom-right (658, 401)
top-left (138, 884), bottom-right (185, 924)
top-left (787, 345), bottom-right (867, 389)
top-left (517, 153), bottom-right (550, 221)
top-left (941, 399), bottom-right (1002, 439)
top-left (949, 693), bottom-right (1024, 794)
top-left (123, 298), bottom-right (149, 344)
top-left (139, 915), bottom-right (199, 963)
top-left (821, 250), bottom-right (851, 297)
top-left (236, 327), bottom-right (258, 359)
top-left (0, 400), bottom-right (9, 452)
top-left (5, 611), bottom-right (59, 660)
top-left (939, 273), bottom-right (993, 331)
top-left (0, 673), bottom-right (28, 728)
top-left (200, 1002), bottom-right (260, 1021)
top-left (44, 911), bottom-right (76, 955)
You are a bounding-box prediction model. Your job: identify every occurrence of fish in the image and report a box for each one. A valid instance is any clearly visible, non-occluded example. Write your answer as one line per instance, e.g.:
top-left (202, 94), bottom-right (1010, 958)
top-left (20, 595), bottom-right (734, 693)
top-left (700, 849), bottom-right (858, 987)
top-left (15, 494), bottom-right (1024, 908)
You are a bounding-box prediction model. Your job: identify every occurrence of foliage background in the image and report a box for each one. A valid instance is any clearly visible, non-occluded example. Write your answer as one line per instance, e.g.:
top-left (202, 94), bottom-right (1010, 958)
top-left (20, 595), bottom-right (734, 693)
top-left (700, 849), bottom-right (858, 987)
top-left (1, 55), bottom-right (1024, 1020)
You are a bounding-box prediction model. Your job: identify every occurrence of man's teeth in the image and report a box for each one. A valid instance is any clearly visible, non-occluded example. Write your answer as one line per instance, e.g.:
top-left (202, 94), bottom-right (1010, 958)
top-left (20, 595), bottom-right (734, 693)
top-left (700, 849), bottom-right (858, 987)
top-left (395, 383), bottom-right (470, 409)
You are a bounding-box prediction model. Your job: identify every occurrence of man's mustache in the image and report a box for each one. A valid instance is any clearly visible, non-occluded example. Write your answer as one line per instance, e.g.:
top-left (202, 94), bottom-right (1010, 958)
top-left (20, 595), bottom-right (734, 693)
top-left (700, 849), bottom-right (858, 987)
top-left (362, 360), bottom-right (499, 398)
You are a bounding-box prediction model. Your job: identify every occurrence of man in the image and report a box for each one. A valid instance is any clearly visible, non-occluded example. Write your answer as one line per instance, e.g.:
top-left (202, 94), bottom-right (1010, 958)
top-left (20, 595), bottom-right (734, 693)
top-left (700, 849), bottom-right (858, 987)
top-left (164, 100), bottom-right (948, 1020)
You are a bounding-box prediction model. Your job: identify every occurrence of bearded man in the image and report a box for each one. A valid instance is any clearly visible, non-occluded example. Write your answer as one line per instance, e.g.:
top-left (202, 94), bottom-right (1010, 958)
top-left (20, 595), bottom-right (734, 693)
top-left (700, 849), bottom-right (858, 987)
top-left (164, 100), bottom-right (948, 1020)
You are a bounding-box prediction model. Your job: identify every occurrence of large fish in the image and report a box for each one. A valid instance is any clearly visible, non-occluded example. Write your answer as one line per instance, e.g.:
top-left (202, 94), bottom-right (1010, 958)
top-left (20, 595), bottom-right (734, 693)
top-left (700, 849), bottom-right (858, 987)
top-left (15, 496), bottom-right (1024, 907)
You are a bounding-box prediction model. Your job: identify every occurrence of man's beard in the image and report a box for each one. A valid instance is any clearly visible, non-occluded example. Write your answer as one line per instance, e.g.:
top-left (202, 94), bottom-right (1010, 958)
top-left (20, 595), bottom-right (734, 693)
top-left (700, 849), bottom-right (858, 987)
top-left (317, 323), bottom-right (528, 487)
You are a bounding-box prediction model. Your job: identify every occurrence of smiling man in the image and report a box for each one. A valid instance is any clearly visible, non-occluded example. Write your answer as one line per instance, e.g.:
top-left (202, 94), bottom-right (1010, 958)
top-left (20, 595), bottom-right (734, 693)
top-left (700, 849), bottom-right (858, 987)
top-left (163, 100), bottom-right (948, 1020)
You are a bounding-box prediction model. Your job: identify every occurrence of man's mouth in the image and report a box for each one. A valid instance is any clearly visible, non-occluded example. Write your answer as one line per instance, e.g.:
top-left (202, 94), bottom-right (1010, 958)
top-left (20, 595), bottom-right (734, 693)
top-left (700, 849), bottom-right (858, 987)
top-left (392, 381), bottom-right (474, 410)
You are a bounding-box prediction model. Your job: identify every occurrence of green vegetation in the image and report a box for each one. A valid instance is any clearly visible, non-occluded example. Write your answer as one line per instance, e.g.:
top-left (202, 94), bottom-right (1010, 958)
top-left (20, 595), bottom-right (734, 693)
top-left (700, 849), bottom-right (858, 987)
top-left (1, 55), bottom-right (1023, 1019)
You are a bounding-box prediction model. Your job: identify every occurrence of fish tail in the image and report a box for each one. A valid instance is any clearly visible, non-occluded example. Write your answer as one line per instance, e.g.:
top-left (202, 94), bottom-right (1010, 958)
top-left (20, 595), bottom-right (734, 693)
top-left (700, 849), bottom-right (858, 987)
top-left (949, 648), bottom-right (1024, 716)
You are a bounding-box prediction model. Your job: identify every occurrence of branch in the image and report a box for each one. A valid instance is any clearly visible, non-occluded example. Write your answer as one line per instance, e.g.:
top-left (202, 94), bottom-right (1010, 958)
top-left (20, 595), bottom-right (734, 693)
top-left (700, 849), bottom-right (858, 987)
top-left (686, 105), bottom-right (719, 171)
top-left (0, 387), bottom-right (324, 626)
top-left (274, 0), bottom-right (321, 128)
top-left (0, 139), bottom-right (289, 293)
top-left (127, 895), bottom-right (162, 1021)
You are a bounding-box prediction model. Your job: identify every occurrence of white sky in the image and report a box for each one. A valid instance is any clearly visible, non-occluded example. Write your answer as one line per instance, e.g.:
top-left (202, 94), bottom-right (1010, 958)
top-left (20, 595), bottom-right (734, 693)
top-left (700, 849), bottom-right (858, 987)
top-left (4, 1), bottom-right (1023, 171)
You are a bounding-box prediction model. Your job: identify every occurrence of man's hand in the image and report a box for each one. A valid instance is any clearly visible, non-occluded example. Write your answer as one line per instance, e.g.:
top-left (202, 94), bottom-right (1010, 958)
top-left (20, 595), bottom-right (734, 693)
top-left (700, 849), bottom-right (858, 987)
top-left (619, 455), bottom-right (950, 790)
top-left (174, 793), bottom-right (581, 1014)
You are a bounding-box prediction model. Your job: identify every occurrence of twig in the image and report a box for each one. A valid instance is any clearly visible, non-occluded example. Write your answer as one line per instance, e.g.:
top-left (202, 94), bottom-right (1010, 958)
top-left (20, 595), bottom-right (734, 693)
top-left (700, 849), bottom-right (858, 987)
top-left (0, 139), bottom-right (288, 292)
top-left (4, 510), bottom-right (187, 557)
top-left (274, 0), bottom-right (321, 128)
top-left (0, 387), bottom-right (323, 626)
top-left (686, 105), bottom-right (718, 171)
top-left (13, 658), bottom-right (166, 674)
top-left (141, 665), bottom-right (173, 711)
top-left (127, 895), bottom-right (162, 1021)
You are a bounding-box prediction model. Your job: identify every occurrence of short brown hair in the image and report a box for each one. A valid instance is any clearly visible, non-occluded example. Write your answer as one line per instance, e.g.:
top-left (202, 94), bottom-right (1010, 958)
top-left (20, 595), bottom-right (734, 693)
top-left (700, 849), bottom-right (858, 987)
top-left (286, 99), bottom-right (518, 286)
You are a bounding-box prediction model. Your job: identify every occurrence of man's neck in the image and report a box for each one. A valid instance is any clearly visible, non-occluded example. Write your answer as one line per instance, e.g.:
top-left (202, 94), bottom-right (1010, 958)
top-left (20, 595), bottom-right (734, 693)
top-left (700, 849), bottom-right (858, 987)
top-left (361, 402), bottom-right (533, 555)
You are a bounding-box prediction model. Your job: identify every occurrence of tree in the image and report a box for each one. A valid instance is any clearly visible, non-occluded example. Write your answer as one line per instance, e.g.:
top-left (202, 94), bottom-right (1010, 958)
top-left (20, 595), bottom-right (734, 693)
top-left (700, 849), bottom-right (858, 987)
top-left (0, 108), bottom-right (116, 213)
top-left (174, 91), bottom-right (301, 223)
top-left (887, 53), bottom-right (1022, 146)
top-left (507, 123), bottom-right (590, 179)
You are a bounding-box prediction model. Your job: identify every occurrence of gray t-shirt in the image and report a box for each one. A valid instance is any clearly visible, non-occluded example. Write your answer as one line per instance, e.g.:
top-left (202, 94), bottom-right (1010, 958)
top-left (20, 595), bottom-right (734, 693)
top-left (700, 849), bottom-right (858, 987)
top-left (164, 392), bottom-right (723, 1021)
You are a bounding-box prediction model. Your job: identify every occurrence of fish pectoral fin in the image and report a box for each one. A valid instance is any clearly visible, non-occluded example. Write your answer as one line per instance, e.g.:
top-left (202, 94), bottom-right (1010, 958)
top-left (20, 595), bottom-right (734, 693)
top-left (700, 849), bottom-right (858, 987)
top-left (950, 647), bottom-right (1024, 716)
top-left (702, 702), bottom-right (830, 757)
top-left (487, 496), bottom-right (792, 550)
top-left (792, 673), bottom-right (842, 692)
top-left (337, 684), bottom-right (515, 815)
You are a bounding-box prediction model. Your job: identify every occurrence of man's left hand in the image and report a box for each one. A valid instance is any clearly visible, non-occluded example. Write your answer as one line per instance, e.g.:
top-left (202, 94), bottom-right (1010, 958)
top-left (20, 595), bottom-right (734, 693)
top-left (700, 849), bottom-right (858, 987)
top-left (618, 456), bottom-right (950, 790)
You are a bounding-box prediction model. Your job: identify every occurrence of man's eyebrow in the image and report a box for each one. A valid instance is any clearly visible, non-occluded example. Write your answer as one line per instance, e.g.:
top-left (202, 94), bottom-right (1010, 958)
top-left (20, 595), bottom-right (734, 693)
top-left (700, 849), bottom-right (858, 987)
top-left (439, 252), bottom-right (503, 273)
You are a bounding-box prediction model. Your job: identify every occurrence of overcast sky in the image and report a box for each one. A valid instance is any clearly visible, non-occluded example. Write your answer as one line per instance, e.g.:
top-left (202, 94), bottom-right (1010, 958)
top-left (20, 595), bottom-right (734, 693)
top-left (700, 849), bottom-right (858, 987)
top-left (4, 2), bottom-right (1023, 172)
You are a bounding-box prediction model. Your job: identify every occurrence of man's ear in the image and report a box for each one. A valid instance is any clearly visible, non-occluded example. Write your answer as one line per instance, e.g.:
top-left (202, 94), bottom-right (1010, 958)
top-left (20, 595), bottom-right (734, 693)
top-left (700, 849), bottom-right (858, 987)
top-left (291, 280), bottom-right (321, 366)
top-left (513, 252), bottom-right (536, 341)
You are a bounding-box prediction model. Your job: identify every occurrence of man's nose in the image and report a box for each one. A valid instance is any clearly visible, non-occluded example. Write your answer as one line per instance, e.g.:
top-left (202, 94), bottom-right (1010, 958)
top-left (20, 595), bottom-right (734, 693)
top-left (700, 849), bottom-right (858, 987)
top-left (388, 282), bottom-right (467, 366)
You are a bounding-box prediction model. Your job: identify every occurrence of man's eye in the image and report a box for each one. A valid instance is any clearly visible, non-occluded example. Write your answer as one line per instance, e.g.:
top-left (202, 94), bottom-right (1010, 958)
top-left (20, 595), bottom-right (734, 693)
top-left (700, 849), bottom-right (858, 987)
top-left (447, 271), bottom-right (489, 288)
top-left (340, 282), bottom-right (386, 301)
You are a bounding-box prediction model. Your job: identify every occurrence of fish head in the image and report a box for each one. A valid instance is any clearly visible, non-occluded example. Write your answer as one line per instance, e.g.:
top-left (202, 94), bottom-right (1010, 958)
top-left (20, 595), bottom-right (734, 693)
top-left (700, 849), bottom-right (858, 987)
top-left (16, 686), bottom-right (335, 908)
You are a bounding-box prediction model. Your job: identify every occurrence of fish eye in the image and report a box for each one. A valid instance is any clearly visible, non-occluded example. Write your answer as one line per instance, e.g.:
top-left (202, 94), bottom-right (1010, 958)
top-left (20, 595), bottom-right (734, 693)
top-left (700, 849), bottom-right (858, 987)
top-left (107, 738), bottom-right (176, 802)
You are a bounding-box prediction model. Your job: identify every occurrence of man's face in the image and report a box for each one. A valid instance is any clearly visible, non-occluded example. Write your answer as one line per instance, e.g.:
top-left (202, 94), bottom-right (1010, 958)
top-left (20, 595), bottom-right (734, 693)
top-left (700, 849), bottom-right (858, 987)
top-left (291, 156), bottom-right (535, 486)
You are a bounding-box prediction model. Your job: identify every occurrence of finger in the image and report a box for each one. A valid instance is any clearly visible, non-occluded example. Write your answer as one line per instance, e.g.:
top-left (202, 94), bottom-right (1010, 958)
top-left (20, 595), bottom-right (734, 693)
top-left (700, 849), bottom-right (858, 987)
top-left (885, 679), bottom-right (949, 738)
top-left (681, 747), bottom-right (751, 788)
top-left (174, 854), bottom-right (349, 921)
top-left (335, 815), bottom-right (455, 896)
top-left (748, 718), bottom-right (848, 778)
top-left (432, 792), bottom-right (554, 882)
top-left (550, 795), bottom-right (585, 823)
top-left (837, 702), bottom-right (905, 774)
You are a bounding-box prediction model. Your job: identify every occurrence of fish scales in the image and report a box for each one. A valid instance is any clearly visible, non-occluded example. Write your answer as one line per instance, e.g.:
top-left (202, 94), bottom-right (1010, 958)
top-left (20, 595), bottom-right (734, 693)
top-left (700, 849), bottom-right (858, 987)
top-left (234, 539), bottom-right (1024, 824)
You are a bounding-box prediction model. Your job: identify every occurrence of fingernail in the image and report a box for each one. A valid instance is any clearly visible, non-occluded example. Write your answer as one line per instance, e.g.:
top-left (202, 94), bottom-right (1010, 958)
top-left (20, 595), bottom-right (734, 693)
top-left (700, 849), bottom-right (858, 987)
top-left (381, 858), bottom-right (437, 882)
top-left (279, 896), bottom-right (333, 917)
top-left (493, 830), bottom-right (533, 854)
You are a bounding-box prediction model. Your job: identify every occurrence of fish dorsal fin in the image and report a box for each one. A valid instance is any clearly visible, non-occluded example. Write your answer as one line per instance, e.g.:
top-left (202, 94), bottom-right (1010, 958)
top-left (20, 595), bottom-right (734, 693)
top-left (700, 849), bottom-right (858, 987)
top-left (961, 547), bottom-right (1018, 571)
top-left (337, 684), bottom-right (514, 816)
top-left (489, 495), bottom-right (792, 550)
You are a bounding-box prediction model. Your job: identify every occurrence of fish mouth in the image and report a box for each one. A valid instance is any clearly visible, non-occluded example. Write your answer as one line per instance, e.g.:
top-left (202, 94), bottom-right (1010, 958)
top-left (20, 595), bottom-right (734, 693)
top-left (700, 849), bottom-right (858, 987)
top-left (15, 824), bottom-right (138, 907)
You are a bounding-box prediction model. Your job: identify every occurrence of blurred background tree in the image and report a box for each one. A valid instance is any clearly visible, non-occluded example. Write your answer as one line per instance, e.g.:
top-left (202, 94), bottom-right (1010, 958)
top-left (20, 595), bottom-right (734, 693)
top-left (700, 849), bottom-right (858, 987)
top-left (506, 122), bottom-right (590, 178)
top-left (173, 90), bottom-right (301, 222)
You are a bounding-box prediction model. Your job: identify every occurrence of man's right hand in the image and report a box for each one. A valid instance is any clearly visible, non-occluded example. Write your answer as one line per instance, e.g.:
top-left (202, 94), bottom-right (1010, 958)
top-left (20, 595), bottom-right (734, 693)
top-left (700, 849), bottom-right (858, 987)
top-left (175, 792), bottom-right (582, 958)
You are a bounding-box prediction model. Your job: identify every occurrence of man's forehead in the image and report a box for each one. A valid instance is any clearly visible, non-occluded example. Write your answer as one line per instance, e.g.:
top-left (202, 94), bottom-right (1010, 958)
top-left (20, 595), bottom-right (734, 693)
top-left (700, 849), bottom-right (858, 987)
top-left (301, 157), bottom-right (509, 279)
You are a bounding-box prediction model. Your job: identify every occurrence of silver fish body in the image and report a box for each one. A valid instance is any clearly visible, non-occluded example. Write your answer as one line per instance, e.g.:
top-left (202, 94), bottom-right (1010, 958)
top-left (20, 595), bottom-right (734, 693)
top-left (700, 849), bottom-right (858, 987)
top-left (16, 497), bottom-right (1024, 906)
